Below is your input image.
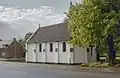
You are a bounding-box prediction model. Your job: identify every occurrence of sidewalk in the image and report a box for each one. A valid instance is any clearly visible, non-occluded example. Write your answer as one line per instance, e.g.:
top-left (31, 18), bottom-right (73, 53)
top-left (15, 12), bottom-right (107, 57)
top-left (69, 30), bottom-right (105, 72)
top-left (0, 58), bottom-right (25, 62)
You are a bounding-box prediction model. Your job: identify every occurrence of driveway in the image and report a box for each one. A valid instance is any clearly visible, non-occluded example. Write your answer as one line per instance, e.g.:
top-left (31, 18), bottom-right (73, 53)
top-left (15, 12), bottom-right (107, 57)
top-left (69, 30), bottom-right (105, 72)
top-left (0, 62), bottom-right (120, 78)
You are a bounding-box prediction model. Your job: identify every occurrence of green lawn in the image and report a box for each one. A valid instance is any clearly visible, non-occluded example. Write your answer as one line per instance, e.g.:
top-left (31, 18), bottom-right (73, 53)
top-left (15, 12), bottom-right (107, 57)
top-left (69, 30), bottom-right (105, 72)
top-left (100, 57), bottom-right (120, 60)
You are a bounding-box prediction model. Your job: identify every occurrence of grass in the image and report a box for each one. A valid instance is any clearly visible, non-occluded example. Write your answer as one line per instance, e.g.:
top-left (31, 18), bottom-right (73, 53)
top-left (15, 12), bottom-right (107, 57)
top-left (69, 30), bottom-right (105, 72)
top-left (80, 62), bottom-right (110, 68)
top-left (100, 57), bottom-right (120, 60)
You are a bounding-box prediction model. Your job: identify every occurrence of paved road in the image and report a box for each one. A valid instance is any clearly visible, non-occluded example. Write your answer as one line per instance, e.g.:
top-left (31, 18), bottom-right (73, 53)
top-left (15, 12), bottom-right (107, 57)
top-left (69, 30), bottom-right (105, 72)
top-left (0, 62), bottom-right (119, 78)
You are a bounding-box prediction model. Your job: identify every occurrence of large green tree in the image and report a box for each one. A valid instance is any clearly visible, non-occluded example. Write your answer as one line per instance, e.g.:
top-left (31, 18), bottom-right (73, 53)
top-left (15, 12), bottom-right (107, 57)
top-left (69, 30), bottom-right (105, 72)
top-left (68, 0), bottom-right (120, 63)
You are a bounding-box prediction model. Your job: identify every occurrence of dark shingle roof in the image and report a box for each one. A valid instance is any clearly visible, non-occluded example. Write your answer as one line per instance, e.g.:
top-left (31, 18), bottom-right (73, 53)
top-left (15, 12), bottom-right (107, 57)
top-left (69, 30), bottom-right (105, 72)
top-left (28, 23), bottom-right (71, 43)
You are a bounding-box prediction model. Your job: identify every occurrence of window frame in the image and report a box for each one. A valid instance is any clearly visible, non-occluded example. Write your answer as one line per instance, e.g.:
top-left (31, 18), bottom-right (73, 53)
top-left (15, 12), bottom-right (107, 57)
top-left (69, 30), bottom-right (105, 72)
top-left (70, 48), bottom-right (74, 52)
top-left (39, 44), bottom-right (42, 52)
top-left (50, 43), bottom-right (53, 52)
top-left (62, 42), bottom-right (66, 52)
top-left (86, 48), bottom-right (89, 53)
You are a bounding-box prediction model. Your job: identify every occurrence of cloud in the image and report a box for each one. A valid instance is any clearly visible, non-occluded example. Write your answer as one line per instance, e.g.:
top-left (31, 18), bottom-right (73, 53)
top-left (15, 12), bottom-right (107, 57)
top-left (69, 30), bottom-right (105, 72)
top-left (0, 21), bottom-right (20, 40)
top-left (0, 6), bottom-right (66, 39)
top-left (0, 21), bottom-right (8, 28)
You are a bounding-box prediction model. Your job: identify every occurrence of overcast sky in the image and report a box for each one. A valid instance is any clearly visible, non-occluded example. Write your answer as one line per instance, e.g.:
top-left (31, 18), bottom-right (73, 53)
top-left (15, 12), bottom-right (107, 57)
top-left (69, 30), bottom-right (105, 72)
top-left (0, 0), bottom-right (81, 40)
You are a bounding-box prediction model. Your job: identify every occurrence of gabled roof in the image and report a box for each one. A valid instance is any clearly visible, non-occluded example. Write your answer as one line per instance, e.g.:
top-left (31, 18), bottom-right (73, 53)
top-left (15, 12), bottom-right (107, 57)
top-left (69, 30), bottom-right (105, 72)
top-left (27, 23), bottom-right (71, 43)
top-left (0, 40), bottom-right (13, 45)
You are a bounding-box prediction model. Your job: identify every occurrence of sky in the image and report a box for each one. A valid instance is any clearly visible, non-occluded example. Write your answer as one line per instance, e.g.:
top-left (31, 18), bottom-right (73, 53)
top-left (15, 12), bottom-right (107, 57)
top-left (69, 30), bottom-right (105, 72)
top-left (0, 0), bottom-right (82, 40)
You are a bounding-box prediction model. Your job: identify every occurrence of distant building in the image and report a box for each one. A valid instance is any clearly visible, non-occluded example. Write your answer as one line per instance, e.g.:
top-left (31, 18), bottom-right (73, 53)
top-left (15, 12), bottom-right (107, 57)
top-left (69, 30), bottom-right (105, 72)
top-left (0, 38), bottom-right (24, 58)
top-left (26, 23), bottom-right (97, 64)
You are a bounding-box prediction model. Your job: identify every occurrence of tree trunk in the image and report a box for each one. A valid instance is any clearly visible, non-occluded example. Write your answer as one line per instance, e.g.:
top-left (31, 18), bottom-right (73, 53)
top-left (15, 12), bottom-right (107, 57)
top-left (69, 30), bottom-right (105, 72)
top-left (96, 39), bottom-right (100, 62)
top-left (107, 35), bottom-right (116, 64)
top-left (111, 49), bottom-right (116, 64)
top-left (96, 46), bottom-right (100, 62)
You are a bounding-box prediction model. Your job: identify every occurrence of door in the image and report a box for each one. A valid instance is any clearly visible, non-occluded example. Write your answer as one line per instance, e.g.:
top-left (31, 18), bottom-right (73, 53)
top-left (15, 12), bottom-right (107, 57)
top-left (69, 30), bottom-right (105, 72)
top-left (27, 44), bottom-right (36, 62)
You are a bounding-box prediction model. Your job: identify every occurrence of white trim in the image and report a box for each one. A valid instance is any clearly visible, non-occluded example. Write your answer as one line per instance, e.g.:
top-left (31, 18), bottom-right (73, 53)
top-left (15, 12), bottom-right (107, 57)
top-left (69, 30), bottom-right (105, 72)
top-left (25, 27), bottom-right (40, 61)
top-left (25, 43), bottom-right (28, 61)
top-left (57, 42), bottom-right (59, 63)
top-left (26, 27), bottom-right (40, 44)
top-left (45, 42), bottom-right (47, 62)
top-left (35, 43), bottom-right (37, 62)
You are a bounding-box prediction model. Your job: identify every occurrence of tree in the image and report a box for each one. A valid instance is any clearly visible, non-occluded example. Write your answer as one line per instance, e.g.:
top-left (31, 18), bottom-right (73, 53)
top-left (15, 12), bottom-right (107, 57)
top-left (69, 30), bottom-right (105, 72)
top-left (18, 32), bottom-right (33, 57)
top-left (68, 0), bottom-right (120, 64)
top-left (24, 32), bottom-right (33, 42)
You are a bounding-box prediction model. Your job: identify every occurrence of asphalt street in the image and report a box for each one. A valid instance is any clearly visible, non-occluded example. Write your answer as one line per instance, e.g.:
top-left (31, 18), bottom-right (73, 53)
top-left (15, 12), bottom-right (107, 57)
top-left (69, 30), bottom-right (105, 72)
top-left (0, 62), bottom-right (119, 78)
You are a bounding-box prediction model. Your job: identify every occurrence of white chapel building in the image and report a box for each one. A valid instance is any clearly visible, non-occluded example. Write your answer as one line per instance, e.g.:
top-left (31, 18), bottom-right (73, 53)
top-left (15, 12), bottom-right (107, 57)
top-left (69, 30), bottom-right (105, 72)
top-left (26, 23), bottom-right (97, 64)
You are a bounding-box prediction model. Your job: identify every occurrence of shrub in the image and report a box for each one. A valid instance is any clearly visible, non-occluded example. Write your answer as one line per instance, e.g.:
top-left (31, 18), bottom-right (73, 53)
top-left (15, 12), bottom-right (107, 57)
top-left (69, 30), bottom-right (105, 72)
top-left (80, 62), bottom-right (111, 68)
top-left (116, 59), bottom-right (120, 64)
top-left (80, 64), bottom-right (89, 67)
top-left (88, 62), bottom-right (101, 68)
top-left (101, 63), bottom-right (109, 68)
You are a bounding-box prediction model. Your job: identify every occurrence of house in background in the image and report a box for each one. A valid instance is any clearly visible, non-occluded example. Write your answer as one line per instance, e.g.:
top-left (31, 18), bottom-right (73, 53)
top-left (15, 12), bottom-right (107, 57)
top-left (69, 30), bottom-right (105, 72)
top-left (26, 23), bottom-right (97, 64)
top-left (0, 38), bottom-right (24, 58)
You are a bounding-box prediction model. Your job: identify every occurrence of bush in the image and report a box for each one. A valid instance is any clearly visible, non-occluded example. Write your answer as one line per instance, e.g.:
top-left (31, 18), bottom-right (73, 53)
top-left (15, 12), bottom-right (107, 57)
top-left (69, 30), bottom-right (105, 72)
top-left (89, 62), bottom-right (101, 68)
top-left (101, 63), bottom-right (109, 68)
top-left (80, 64), bottom-right (89, 67)
top-left (116, 54), bottom-right (120, 57)
top-left (80, 62), bottom-right (110, 68)
top-left (116, 59), bottom-right (120, 64)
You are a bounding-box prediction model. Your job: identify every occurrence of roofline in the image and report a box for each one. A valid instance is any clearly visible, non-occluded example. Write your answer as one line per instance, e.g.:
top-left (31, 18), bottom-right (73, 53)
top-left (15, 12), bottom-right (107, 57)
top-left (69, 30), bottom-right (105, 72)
top-left (26, 22), bottom-right (66, 43)
top-left (0, 40), bottom-right (13, 45)
top-left (27, 40), bottom-right (70, 44)
top-left (0, 40), bottom-right (12, 42)
top-left (8, 39), bottom-right (18, 47)
top-left (26, 27), bottom-right (40, 43)
top-left (38, 22), bottom-right (66, 29)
